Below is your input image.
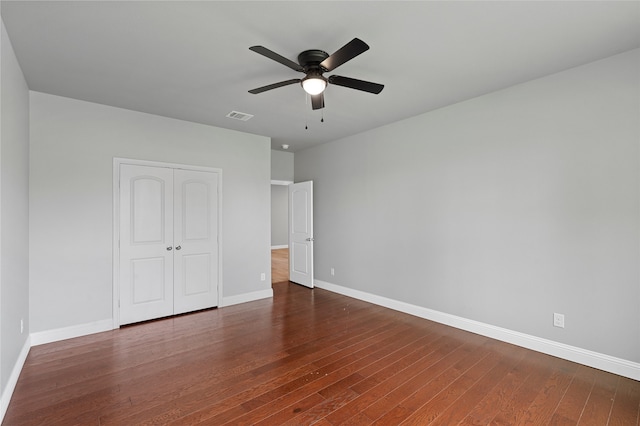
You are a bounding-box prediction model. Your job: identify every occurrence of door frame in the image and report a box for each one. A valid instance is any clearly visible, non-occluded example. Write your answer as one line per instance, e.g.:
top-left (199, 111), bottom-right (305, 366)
top-left (112, 158), bottom-right (223, 328)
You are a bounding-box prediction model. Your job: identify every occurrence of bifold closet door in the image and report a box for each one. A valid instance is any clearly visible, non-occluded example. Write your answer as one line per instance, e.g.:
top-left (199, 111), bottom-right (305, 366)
top-left (119, 164), bottom-right (219, 325)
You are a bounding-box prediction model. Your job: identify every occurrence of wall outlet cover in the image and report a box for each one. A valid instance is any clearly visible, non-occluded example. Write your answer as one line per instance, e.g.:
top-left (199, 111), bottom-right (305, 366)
top-left (553, 313), bottom-right (565, 328)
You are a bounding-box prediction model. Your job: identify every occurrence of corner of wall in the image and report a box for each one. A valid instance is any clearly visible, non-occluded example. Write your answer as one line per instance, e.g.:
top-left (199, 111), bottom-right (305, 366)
top-left (0, 336), bottom-right (30, 423)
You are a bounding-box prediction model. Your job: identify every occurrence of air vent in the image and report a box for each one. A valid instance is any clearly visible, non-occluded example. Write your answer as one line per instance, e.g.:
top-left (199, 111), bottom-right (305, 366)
top-left (226, 111), bottom-right (254, 121)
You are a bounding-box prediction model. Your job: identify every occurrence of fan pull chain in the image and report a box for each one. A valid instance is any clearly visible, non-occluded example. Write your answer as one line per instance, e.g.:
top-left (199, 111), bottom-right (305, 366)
top-left (305, 93), bottom-right (309, 130)
top-left (302, 93), bottom-right (326, 128)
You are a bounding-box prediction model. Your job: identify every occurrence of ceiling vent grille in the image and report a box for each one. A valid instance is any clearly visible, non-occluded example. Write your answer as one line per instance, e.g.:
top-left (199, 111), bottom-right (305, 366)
top-left (226, 111), bottom-right (254, 121)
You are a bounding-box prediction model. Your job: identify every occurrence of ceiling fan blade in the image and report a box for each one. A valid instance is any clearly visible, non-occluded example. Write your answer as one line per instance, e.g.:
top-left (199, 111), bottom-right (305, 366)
top-left (320, 38), bottom-right (369, 72)
top-left (248, 79), bottom-right (301, 94)
top-left (311, 93), bottom-right (325, 110)
top-left (249, 46), bottom-right (304, 72)
top-left (328, 75), bottom-right (384, 94)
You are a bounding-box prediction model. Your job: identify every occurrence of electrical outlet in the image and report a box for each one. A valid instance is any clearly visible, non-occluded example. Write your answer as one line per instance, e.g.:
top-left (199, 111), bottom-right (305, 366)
top-left (553, 313), bottom-right (565, 328)
top-left (20, 319), bottom-right (24, 334)
top-left (260, 273), bottom-right (266, 281)
top-left (330, 268), bottom-right (335, 276)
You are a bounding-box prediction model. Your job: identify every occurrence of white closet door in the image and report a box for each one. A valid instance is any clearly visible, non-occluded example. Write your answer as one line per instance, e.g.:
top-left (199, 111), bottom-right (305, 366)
top-left (173, 169), bottom-right (220, 314)
top-left (119, 164), bottom-right (174, 325)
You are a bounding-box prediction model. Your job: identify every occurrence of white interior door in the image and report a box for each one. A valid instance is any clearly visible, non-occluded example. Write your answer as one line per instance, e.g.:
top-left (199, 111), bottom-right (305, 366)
top-left (118, 163), bottom-right (220, 325)
top-left (119, 164), bottom-right (174, 325)
top-left (173, 169), bottom-right (219, 314)
top-left (289, 181), bottom-right (314, 288)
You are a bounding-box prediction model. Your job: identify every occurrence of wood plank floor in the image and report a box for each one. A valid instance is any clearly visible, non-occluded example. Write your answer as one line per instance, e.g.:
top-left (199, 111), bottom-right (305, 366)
top-left (3, 252), bottom-right (639, 425)
top-left (271, 248), bottom-right (289, 284)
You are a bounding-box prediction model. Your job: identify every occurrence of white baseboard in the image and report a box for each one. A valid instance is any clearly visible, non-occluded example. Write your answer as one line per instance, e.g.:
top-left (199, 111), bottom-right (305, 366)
top-left (314, 279), bottom-right (640, 381)
top-left (222, 288), bottom-right (274, 307)
top-left (30, 319), bottom-right (114, 347)
top-left (271, 245), bottom-right (288, 250)
top-left (0, 336), bottom-right (31, 424)
top-left (27, 291), bottom-right (274, 347)
top-left (29, 290), bottom-right (276, 345)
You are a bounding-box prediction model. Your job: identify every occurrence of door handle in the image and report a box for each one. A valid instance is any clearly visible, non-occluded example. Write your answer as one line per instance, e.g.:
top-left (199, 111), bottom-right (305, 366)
top-left (175, 245), bottom-right (181, 250)
top-left (166, 246), bottom-right (173, 251)
top-left (306, 238), bottom-right (314, 242)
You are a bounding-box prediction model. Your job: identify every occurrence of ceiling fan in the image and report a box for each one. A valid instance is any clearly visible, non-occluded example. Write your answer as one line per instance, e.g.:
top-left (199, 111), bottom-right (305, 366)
top-left (248, 38), bottom-right (384, 110)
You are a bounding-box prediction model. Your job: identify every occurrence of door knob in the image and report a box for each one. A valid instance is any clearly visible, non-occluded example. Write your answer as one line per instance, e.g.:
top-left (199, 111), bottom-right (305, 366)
top-left (166, 246), bottom-right (172, 251)
top-left (175, 245), bottom-right (182, 250)
top-left (306, 238), bottom-right (314, 241)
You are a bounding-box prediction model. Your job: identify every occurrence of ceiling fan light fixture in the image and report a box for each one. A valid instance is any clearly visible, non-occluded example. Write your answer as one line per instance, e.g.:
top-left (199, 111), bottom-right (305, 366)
top-left (301, 74), bottom-right (327, 95)
top-left (248, 39), bottom-right (383, 110)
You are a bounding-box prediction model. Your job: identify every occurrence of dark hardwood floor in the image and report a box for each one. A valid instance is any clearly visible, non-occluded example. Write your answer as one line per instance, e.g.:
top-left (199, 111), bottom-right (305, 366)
top-left (3, 252), bottom-right (639, 425)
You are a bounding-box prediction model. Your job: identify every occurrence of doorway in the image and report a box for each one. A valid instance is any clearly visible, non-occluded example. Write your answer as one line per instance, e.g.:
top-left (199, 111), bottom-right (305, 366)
top-left (270, 180), bottom-right (314, 287)
top-left (271, 180), bottom-right (291, 285)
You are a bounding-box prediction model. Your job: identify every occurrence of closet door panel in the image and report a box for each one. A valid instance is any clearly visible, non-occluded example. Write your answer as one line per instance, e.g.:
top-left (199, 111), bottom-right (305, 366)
top-left (173, 169), bottom-right (220, 314)
top-left (119, 164), bottom-right (174, 325)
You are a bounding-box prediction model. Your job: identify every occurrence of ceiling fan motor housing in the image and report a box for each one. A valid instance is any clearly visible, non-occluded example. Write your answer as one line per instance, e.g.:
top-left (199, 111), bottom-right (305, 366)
top-left (298, 50), bottom-right (329, 95)
top-left (298, 49), bottom-right (330, 72)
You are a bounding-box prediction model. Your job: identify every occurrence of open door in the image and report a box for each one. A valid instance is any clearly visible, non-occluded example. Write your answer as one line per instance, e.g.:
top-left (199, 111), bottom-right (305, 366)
top-left (289, 181), bottom-right (314, 288)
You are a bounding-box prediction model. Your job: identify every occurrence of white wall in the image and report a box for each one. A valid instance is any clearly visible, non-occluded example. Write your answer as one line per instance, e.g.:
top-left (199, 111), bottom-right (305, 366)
top-left (271, 150), bottom-right (294, 182)
top-left (295, 49), bottom-right (640, 364)
top-left (29, 92), bottom-right (272, 333)
top-left (0, 17), bottom-right (30, 415)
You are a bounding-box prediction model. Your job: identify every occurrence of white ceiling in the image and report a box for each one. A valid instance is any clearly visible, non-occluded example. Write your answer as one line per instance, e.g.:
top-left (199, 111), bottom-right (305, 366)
top-left (2, 1), bottom-right (639, 152)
